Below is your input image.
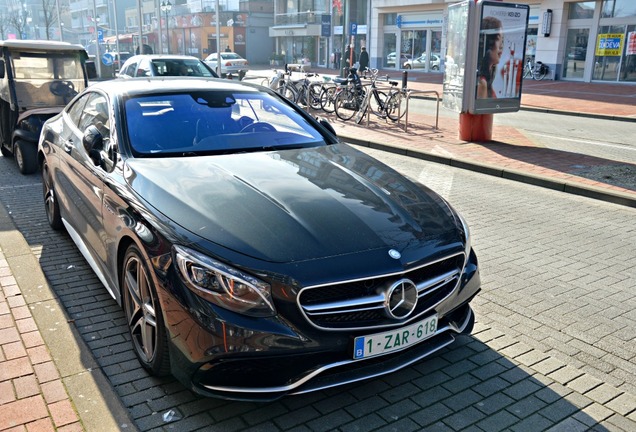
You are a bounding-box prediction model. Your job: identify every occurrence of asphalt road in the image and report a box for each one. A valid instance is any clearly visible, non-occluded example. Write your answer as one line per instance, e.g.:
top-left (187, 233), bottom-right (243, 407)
top-left (1, 145), bottom-right (635, 431)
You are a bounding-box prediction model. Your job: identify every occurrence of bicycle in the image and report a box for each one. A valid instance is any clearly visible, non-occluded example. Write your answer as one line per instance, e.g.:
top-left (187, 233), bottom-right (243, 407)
top-left (334, 68), bottom-right (367, 121)
top-left (335, 68), bottom-right (407, 123)
top-left (523, 59), bottom-right (548, 80)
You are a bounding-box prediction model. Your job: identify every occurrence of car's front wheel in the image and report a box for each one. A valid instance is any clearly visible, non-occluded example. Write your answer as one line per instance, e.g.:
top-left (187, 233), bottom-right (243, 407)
top-left (42, 160), bottom-right (63, 230)
top-left (122, 244), bottom-right (170, 376)
top-left (15, 140), bottom-right (38, 174)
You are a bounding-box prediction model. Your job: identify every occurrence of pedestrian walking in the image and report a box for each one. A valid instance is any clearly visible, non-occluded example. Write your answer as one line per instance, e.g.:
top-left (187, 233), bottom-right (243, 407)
top-left (359, 46), bottom-right (369, 73)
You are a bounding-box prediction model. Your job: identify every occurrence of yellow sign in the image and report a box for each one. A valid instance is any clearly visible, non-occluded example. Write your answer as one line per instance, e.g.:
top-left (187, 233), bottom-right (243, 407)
top-left (595, 33), bottom-right (624, 56)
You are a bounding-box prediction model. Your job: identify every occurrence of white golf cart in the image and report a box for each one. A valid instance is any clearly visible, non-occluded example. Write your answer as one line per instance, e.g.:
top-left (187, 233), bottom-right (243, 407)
top-left (0, 40), bottom-right (89, 174)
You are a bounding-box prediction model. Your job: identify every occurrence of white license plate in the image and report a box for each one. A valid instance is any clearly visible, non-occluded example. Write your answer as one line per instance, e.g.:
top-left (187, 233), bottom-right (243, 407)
top-left (353, 315), bottom-right (438, 359)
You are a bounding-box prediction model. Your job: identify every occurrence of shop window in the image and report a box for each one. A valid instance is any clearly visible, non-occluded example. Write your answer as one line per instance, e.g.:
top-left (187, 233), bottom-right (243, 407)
top-left (568, 2), bottom-right (596, 19)
top-left (602, 0), bottom-right (636, 18)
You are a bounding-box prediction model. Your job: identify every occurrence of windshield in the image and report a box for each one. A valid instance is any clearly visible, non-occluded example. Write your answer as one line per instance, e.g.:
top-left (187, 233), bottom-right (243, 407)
top-left (125, 90), bottom-right (326, 156)
top-left (9, 51), bottom-right (86, 108)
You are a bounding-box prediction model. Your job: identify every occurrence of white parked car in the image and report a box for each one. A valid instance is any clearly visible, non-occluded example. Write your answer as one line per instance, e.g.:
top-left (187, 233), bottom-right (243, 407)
top-left (204, 52), bottom-right (249, 77)
top-left (403, 53), bottom-right (441, 70)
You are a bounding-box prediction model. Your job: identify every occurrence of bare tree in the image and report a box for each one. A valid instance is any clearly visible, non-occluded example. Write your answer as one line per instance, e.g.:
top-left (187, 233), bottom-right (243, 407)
top-left (0, 15), bottom-right (10, 39)
top-left (7, 11), bottom-right (27, 39)
top-left (40, 0), bottom-right (59, 40)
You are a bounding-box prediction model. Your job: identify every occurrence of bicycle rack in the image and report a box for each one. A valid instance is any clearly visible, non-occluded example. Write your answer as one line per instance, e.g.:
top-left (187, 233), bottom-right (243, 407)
top-left (360, 87), bottom-right (440, 133)
top-left (404, 89), bottom-right (440, 132)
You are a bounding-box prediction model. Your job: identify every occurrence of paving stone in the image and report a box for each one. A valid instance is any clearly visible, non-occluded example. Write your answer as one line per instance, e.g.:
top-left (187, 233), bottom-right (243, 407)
top-left (605, 392), bottom-right (636, 416)
top-left (475, 409), bottom-right (520, 431)
top-left (567, 374), bottom-right (604, 394)
top-left (586, 383), bottom-right (624, 405)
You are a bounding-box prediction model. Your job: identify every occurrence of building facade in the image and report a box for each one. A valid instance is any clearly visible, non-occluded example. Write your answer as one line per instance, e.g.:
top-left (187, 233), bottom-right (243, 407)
top-left (1, 0), bottom-right (634, 83)
top-left (369, 0), bottom-right (636, 83)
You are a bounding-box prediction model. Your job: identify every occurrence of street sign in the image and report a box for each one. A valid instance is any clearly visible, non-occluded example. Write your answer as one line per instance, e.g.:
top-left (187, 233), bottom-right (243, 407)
top-left (98, 29), bottom-right (104, 42)
top-left (102, 52), bottom-right (113, 66)
top-left (350, 22), bottom-right (357, 35)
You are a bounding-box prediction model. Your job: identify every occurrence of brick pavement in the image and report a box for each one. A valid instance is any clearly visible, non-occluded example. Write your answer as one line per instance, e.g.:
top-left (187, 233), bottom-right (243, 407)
top-left (1, 73), bottom-right (635, 431)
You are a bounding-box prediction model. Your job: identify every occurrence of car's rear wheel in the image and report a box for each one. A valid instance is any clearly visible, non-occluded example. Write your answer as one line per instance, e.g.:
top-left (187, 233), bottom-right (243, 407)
top-left (42, 160), bottom-right (63, 231)
top-left (122, 245), bottom-right (170, 376)
top-left (15, 140), bottom-right (38, 175)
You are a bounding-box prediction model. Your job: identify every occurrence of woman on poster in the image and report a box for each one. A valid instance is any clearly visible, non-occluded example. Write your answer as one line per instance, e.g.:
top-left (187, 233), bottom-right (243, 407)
top-left (476, 16), bottom-right (504, 99)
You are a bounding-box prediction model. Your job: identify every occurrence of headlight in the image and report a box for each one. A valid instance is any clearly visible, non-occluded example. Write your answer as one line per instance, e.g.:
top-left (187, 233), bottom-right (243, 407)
top-left (174, 245), bottom-right (275, 317)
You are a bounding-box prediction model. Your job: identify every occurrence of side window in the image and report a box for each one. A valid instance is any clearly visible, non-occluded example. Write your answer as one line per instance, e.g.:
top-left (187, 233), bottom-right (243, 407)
top-left (77, 93), bottom-right (110, 139)
top-left (136, 59), bottom-right (152, 77)
top-left (66, 95), bottom-right (89, 126)
top-left (121, 61), bottom-right (137, 77)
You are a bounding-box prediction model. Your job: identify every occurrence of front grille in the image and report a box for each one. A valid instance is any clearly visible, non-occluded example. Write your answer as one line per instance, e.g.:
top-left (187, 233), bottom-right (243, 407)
top-left (298, 252), bottom-right (465, 331)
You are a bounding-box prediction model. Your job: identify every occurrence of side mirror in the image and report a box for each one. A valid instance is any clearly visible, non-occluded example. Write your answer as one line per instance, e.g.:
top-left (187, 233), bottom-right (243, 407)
top-left (0, 59), bottom-right (5, 79)
top-left (317, 118), bottom-right (337, 138)
top-left (83, 125), bottom-right (103, 166)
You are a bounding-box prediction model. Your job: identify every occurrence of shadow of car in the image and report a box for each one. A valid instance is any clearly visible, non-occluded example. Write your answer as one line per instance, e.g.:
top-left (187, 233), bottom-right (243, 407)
top-left (118, 54), bottom-right (218, 78)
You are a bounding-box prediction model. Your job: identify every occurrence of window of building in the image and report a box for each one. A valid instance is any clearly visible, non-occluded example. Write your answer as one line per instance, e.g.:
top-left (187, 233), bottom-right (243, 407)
top-left (568, 2), bottom-right (596, 19)
top-left (384, 13), bottom-right (397, 26)
top-left (602, 0), bottom-right (636, 18)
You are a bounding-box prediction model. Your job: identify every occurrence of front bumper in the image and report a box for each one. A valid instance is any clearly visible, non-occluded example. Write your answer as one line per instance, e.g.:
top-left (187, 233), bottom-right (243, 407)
top-left (163, 250), bottom-right (480, 401)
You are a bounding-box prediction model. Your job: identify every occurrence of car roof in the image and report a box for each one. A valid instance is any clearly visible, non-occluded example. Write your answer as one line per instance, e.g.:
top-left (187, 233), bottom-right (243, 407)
top-left (87, 77), bottom-right (262, 97)
top-left (125, 54), bottom-right (206, 62)
top-left (0, 40), bottom-right (86, 52)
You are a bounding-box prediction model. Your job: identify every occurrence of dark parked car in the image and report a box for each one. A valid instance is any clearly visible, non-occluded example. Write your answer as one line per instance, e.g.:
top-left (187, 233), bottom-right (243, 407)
top-left (38, 78), bottom-right (480, 401)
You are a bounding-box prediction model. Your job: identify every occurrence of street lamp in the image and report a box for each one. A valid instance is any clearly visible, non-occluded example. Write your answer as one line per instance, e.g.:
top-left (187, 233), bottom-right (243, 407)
top-left (160, 1), bottom-right (172, 54)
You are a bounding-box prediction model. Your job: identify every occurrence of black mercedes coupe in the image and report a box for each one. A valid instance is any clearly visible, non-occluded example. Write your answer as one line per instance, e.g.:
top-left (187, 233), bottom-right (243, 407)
top-left (38, 78), bottom-right (480, 401)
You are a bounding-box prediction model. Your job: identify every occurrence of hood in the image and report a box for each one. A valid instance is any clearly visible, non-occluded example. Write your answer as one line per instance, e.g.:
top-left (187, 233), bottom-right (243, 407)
top-left (125, 144), bottom-right (459, 263)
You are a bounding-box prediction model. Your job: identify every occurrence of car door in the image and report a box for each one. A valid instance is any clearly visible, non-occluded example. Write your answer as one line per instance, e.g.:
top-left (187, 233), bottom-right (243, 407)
top-left (56, 91), bottom-right (113, 288)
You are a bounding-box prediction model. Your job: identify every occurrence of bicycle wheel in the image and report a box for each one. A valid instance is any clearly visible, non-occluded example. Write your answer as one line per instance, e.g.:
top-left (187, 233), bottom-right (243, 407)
top-left (334, 88), bottom-right (359, 121)
top-left (278, 82), bottom-right (298, 103)
top-left (533, 65), bottom-right (547, 81)
top-left (385, 91), bottom-right (407, 121)
top-left (320, 85), bottom-right (337, 113)
top-left (369, 90), bottom-right (388, 117)
top-left (307, 82), bottom-right (323, 110)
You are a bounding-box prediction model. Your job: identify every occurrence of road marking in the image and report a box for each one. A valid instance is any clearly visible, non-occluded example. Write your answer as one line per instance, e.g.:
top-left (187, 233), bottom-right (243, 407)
top-left (529, 132), bottom-right (636, 152)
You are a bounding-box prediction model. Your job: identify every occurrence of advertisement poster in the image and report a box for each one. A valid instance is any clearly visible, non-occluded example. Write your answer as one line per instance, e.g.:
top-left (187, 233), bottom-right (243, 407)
top-left (595, 33), bottom-right (624, 56)
top-left (472, 1), bottom-right (529, 114)
top-left (628, 32), bottom-right (636, 56)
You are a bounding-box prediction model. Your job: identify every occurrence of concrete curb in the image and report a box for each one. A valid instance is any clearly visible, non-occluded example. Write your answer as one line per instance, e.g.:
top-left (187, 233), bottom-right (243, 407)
top-left (344, 136), bottom-right (636, 209)
top-left (0, 204), bottom-right (138, 432)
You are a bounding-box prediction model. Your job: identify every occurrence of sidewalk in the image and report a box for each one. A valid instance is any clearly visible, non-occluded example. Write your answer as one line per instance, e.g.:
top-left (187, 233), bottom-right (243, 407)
top-left (308, 67), bottom-right (636, 208)
top-left (1, 73), bottom-right (635, 431)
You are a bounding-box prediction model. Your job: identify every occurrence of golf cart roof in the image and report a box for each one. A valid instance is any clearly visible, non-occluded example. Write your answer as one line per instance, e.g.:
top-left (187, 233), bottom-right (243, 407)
top-left (0, 40), bottom-right (86, 52)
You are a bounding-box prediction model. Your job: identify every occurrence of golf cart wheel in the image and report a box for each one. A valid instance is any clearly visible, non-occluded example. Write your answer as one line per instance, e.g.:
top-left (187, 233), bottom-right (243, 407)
top-left (1, 144), bottom-right (11, 157)
top-left (15, 140), bottom-right (38, 174)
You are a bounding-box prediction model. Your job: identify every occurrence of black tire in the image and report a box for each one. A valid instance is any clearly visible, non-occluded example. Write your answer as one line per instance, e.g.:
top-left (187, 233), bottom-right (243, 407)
top-left (369, 90), bottom-right (388, 117)
top-left (278, 83), bottom-right (298, 103)
top-left (385, 91), bottom-right (407, 121)
top-left (334, 88), bottom-right (359, 121)
top-left (320, 86), bottom-right (337, 113)
top-left (122, 244), bottom-right (170, 376)
top-left (15, 140), bottom-right (38, 175)
top-left (534, 67), bottom-right (547, 81)
top-left (42, 160), bottom-right (63, 231)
